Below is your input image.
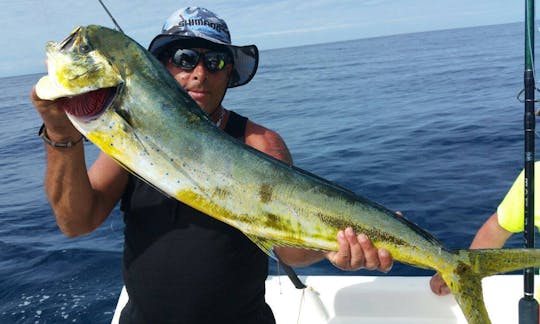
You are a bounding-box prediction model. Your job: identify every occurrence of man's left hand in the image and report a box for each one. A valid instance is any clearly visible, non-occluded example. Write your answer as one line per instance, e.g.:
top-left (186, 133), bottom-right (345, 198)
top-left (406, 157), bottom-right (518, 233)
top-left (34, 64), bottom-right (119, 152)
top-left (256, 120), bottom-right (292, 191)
top-left (326, 227), bottom-right (393, 272)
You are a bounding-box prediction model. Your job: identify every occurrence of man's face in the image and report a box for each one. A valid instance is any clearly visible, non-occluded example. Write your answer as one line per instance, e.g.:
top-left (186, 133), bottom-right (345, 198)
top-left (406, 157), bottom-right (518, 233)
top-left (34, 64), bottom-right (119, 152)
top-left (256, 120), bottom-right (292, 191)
top-left (162, 47), bottom-right (232, 114)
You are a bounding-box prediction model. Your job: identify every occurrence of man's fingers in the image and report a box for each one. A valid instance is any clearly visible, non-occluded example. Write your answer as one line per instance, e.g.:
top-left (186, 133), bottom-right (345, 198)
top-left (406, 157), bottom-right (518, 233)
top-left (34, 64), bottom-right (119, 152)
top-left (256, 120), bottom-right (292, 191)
top-left (328, 228), bottom-right (394, 273)
top-left (355, 233), bottom-right (378, 270)
top-left (377, 248), bottom-right (392, 273)
top-left (336, 230), bottom-right (352, 261)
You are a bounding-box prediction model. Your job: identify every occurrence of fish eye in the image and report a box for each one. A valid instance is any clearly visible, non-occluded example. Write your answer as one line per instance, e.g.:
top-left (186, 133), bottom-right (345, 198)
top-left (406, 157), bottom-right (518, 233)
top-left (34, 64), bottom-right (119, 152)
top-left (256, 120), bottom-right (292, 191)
top-left (80, 44), bottom-right (91, 53)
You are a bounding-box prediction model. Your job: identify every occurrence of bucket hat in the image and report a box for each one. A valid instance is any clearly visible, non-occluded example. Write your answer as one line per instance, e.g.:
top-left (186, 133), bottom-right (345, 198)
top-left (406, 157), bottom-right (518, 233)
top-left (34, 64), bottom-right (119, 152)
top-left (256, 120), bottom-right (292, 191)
top-left (148, 7), bottom-right (258, 88)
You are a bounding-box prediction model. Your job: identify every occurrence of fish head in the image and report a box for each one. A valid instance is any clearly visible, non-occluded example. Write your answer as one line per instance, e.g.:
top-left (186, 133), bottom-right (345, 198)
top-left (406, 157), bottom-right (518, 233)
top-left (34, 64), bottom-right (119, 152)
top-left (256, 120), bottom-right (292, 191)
top-left (35, 25), bottom-right (127, 118)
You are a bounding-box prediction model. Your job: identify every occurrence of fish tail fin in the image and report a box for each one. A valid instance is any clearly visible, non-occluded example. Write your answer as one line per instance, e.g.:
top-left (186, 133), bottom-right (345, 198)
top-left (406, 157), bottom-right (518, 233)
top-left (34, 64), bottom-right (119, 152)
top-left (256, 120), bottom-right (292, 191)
top-left (439, 248), bottom-right (540, 324)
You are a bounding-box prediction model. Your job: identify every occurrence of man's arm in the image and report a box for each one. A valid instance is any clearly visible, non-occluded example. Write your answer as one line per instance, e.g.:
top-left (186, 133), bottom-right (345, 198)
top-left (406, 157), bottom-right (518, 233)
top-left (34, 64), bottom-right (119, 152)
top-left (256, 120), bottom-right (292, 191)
top-left (469, 212), bottom-right (512, 249)
top-left (32, 88), bottom-right (128, 237)
top-left (244, 120), bottom-right (392, 272)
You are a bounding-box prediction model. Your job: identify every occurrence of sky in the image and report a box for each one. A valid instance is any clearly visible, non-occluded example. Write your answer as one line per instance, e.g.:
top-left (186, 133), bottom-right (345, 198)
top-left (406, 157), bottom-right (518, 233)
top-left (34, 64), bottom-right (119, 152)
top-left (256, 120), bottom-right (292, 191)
top-left (0, 0), bottom-right (526, 77)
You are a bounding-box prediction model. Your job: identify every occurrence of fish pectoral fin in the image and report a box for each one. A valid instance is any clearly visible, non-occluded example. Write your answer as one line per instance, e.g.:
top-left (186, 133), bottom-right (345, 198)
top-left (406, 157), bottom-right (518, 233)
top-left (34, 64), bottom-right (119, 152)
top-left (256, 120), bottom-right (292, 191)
top-left (246, 234), bottom-right (276, 256)
top-left (110, 156), bottom-right (173, 199)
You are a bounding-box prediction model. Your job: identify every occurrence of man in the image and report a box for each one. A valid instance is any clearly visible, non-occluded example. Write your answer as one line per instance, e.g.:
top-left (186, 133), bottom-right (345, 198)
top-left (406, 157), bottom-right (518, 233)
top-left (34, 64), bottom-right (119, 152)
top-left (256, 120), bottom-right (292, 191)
top-left (32, 7), bottom-right (393, 323)
top-left (430, 162), bottom-right (540, 297)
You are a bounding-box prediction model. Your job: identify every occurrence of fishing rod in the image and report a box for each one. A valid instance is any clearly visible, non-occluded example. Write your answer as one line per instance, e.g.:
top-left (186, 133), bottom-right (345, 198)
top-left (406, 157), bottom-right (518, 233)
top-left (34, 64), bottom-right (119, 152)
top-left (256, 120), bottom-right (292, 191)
top-left (519, 0), bottom-right (538, 322)
top-left (97, 0), bottom-right (124, 33)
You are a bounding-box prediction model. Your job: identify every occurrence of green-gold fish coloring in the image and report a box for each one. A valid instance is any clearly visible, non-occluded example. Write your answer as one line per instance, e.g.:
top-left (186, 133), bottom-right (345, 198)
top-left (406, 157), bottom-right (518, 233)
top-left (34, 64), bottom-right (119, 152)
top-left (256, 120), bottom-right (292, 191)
top-left (36, 25), bottom-right (540, 324)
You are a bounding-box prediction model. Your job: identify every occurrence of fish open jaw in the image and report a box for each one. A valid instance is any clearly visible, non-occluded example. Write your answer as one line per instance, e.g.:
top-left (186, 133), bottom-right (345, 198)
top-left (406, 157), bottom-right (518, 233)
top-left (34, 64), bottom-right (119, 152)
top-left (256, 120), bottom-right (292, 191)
top-left (62, 86), bottom-right (120, 119)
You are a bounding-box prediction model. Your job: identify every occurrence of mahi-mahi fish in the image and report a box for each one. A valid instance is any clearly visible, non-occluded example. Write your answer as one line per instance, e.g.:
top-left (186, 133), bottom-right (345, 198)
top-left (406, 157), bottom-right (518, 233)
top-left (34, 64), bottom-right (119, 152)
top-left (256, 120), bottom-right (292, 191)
top-left (35, 25), bottom-right (540, 323)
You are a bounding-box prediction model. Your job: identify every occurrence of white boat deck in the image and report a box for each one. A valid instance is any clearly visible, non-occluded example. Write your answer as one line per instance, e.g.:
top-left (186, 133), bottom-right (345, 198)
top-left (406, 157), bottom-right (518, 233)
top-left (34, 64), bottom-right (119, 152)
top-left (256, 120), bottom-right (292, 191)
top-left (112, 275), bottom-right (527, 323)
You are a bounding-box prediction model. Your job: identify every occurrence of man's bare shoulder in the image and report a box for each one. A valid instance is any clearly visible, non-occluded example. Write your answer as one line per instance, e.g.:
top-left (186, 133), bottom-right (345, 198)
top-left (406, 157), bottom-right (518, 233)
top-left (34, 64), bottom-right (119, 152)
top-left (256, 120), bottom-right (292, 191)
top-left (244, 120), bottom-right (292, 163)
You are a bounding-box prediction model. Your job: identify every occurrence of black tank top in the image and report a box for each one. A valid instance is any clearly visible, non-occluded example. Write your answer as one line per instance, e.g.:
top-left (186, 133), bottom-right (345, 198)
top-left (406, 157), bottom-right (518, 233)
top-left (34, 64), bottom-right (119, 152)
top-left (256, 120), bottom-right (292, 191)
top-left (119, 111), bottom-right (275, 324)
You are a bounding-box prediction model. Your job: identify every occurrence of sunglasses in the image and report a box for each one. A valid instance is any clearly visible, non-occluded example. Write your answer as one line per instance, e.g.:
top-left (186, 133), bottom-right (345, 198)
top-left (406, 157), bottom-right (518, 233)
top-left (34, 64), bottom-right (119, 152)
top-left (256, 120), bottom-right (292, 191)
top-left (167, 48), bottom-right (232, 73)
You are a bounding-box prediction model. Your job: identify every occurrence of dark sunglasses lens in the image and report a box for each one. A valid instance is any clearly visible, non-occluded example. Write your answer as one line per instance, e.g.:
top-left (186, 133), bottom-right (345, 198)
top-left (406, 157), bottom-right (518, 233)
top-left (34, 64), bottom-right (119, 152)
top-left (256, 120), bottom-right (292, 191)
top-left (171, 49), bottom-right (199, 70)
top-left (203, 52), bottom-right (229, 72)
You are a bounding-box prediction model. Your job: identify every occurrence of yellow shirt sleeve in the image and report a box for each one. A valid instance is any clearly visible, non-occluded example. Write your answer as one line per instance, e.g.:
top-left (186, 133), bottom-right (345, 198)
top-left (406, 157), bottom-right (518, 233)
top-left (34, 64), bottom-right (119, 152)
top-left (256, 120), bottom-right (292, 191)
top-left (497, 162), bottom-right (540, 232)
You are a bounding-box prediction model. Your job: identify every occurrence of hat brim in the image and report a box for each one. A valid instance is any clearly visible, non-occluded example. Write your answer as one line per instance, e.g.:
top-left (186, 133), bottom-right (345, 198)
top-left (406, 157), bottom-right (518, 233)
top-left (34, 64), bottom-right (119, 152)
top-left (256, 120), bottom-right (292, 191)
top-left (148, 35), bottom-right (258, 88)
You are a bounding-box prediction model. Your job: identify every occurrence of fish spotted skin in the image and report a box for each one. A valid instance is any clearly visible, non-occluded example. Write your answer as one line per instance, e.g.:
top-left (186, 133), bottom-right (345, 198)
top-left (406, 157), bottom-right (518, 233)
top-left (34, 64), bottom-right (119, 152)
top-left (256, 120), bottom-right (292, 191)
top-left (36, 25), bottom-right (540, 324)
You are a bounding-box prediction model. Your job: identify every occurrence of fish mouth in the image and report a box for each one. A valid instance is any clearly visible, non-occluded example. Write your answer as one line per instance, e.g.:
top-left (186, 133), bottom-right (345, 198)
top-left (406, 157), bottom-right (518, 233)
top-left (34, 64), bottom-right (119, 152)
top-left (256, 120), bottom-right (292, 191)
top-left (61, 85), bottom-right (121, 119)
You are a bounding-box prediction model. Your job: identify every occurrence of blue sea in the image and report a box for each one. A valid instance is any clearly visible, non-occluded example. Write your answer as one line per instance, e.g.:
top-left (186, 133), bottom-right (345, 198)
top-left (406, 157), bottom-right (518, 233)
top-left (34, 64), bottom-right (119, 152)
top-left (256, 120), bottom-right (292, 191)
top-left (1, 22), bottom-right (537, 323)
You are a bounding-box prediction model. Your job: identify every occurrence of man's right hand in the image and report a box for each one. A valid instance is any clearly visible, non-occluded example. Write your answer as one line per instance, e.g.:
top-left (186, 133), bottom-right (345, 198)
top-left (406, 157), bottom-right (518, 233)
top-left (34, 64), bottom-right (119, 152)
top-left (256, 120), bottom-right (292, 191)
top-left (30, 86), bottom-right (81, 142)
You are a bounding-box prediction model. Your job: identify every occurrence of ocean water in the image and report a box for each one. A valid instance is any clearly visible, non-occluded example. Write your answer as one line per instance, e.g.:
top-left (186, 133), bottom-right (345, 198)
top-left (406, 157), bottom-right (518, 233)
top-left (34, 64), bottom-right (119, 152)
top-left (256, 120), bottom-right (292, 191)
top-left (0, 22), bottom-right (537, 323)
